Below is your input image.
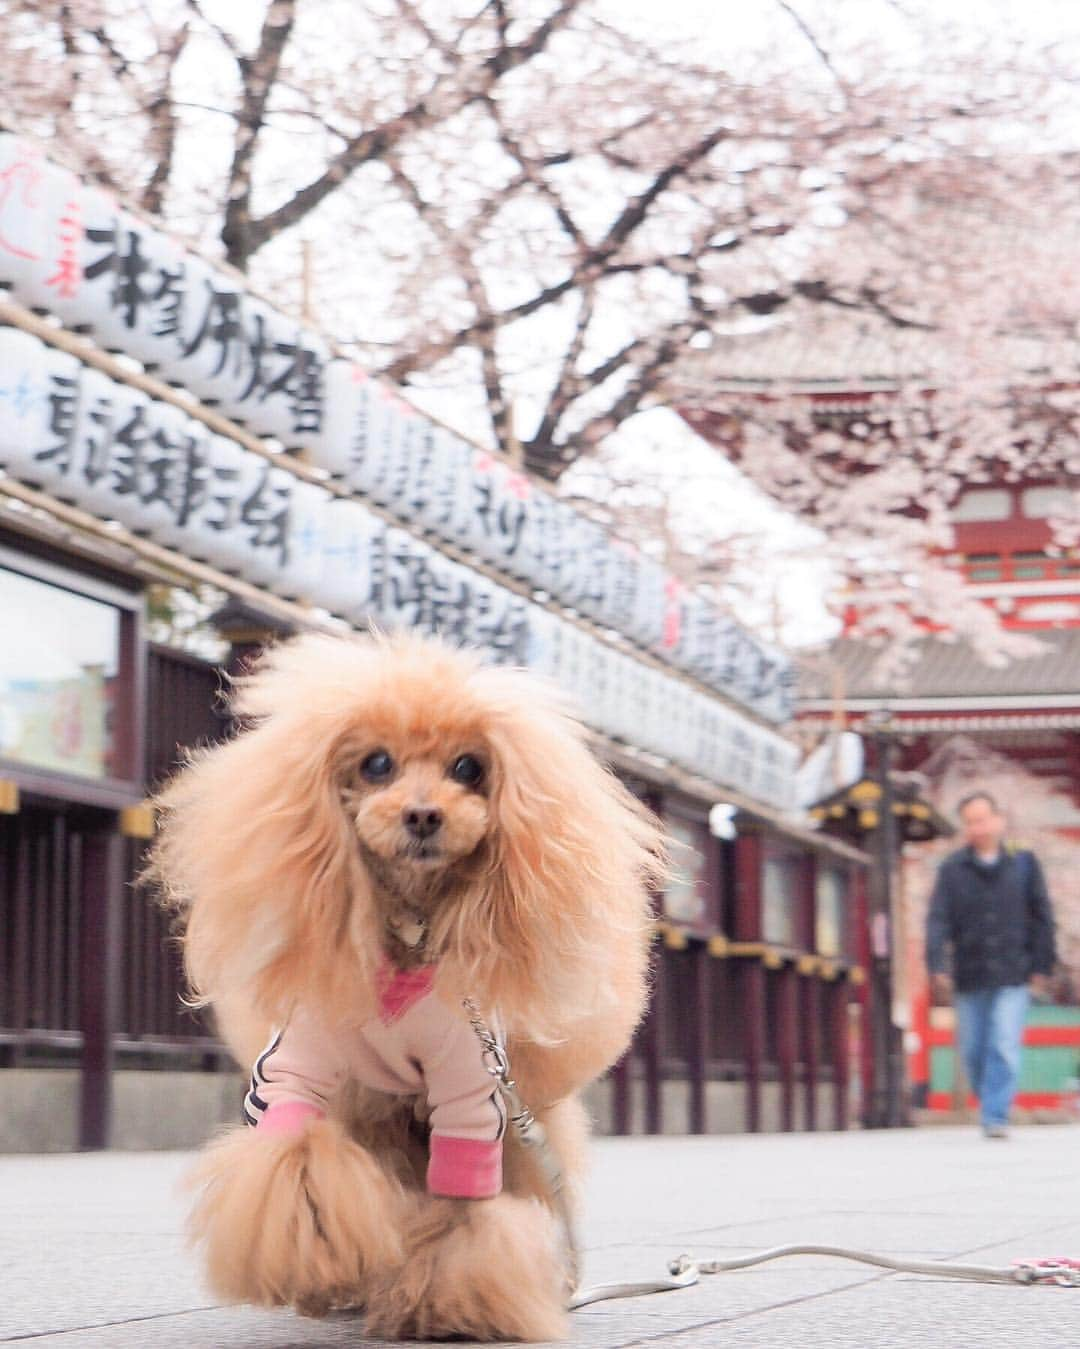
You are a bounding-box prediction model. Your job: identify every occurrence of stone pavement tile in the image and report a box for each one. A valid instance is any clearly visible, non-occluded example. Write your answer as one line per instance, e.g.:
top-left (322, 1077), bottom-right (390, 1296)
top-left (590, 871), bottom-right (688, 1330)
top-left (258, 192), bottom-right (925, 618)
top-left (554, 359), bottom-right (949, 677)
top-left (5, 1128), bottom-right (1080, 1349)
top-left (0, 1233), bottom-right (205, 1341)
top-left (669, 1208), bottom-right (1064, 1256)
top-left (0, 1152), bottom-right (202, 1341)
top-left (5, 1269), bottom-right (877, 1349)
top-left (635, 1274), bottom-right (1080, 1349)
top-left (618, 1218), bottom-right (1080, 1349)
top-left (0, 1150), bottom-right (191, 1234)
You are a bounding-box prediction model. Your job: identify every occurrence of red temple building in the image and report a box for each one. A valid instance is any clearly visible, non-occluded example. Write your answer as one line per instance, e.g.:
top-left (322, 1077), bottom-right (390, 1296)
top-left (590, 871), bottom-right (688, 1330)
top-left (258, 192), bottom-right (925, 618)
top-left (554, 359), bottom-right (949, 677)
top-left (685, 329), bottom-right (1080, 1118)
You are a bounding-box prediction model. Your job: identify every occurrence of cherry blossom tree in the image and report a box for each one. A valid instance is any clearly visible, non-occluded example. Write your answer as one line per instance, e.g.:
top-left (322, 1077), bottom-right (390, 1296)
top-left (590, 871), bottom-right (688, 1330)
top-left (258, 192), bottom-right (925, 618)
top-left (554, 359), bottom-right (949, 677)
top-left (1, 0), bottom-right (1078, 656)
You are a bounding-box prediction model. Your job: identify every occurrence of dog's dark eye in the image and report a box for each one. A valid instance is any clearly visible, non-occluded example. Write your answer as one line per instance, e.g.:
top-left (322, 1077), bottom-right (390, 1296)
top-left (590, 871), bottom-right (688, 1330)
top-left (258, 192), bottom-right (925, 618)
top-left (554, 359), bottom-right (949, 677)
top-left (360, 749), bottom-right (395, 781)
top-left (448, 754), bottom-right (484, 788)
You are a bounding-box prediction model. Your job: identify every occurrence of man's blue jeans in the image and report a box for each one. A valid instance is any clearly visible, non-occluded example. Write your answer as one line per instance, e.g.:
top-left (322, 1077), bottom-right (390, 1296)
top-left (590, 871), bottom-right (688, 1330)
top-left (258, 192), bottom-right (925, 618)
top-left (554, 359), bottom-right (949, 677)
top-left (954, 984), bottom-right (1029, 1127)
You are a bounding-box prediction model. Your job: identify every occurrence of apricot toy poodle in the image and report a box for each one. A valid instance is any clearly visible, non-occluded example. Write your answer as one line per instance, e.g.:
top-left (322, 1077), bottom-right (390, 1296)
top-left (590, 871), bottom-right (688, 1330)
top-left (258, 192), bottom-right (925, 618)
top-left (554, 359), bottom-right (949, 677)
top-left (147, 630), bottom-right (663, 1341)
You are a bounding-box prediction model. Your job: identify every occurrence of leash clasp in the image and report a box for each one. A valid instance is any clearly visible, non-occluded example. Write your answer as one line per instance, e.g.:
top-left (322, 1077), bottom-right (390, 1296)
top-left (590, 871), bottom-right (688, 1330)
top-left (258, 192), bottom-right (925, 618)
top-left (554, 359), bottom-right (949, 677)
top-left (1013, 1258), bottom-right (1080, 1287)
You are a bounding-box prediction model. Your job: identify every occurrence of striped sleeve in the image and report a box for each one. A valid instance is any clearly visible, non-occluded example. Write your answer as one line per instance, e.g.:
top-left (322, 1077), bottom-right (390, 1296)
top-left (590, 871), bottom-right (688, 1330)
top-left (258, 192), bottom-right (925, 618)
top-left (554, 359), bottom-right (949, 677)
top-left (240, 1008), bottom-right (346, 1131)
top-left (242, 1030), bottom-right (283, 1127)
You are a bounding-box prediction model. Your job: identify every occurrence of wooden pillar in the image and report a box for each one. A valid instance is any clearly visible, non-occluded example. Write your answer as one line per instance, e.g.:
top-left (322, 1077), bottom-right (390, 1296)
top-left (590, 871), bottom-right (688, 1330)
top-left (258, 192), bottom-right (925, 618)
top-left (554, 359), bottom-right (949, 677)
top-left (832, 980), bottom-right (852, 1131)
top-left (867, 727), bottom-right (906, 1127)
top-left (688, 944), bottom-right (710, 1134)
top-left (853, 867), bottom-right (874, 1128)
top-left (643, 949), bottom-right (663, 1135)
top-left (743, 963), bottom-right (765, 1132)
top-left (734, 831), bottom-right (764, 1132)
top-left (802, 974), bottom-right (821, 1131)
top-left (611, 1051), bottom-right (632, 1135)
top-left (778, 964), bottom-right (798, 1132)
top-left (78, 818), bottom-right (124, 1150)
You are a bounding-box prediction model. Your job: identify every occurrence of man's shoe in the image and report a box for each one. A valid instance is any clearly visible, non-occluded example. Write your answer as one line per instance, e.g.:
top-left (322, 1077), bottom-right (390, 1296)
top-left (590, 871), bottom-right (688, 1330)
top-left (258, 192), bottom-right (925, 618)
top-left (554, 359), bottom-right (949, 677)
top-left (982, 1124), bottom-right (1009, 1139)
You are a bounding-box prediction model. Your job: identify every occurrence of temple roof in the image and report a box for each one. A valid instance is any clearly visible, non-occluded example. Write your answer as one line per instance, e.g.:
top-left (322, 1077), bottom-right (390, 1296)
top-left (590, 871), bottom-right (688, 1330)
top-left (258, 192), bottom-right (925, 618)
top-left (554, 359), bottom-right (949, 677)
top-left (681, 315), bottom-right (1075, 399)
top-left (799, 627), bottom-right (1080, 710)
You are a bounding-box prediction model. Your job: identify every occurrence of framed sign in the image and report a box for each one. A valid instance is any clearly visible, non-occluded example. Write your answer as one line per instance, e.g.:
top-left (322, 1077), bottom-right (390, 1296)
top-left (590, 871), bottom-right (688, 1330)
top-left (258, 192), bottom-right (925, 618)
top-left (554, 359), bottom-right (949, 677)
top-left (0, 542), bottom-right (145, 808)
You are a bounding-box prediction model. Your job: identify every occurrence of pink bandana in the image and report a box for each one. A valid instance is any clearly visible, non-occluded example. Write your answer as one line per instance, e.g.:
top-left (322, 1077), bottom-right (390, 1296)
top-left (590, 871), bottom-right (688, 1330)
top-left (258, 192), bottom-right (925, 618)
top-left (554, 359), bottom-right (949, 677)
top-left (376, 958), bottom-right (436, 1024)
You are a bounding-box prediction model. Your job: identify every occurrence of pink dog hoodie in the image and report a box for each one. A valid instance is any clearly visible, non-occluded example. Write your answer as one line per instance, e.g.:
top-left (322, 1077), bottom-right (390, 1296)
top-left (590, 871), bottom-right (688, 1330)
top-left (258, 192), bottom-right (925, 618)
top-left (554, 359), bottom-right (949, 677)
top-left (243, 961), bottom-right (506, 1199)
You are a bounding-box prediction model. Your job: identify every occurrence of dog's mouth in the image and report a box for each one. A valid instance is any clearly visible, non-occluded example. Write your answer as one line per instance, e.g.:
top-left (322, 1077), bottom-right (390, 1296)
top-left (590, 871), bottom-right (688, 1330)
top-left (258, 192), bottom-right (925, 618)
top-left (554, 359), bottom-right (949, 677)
top-left (399, 839), bottom-right (445, 865)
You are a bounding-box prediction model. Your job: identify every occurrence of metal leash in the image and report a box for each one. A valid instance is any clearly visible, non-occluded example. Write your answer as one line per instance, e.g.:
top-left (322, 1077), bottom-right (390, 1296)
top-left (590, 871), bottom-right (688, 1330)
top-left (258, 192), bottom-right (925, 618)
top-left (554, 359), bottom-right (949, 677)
top-left (462, 1000), bottom-right (1080, 1308)
top-left (462, 998), bottom-right (581, 1294)
top-left (569, 1249), bottom-right (1080, 1308)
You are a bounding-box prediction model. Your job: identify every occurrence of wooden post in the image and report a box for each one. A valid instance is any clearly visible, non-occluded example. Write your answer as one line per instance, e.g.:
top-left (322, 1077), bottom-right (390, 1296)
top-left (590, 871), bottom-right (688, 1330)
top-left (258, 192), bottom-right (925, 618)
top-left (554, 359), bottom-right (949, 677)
top-left (868, 725), bottom-right (907, 1127)
top-left (78, 819), bottom-right (124, 1150)
top-left (778, 963), bottom-right (798, 1131)
top-left (610, 1052), bottom-right (632, 1135)
top-left (802, 973), bottom-right (821, 1131)
top-left (744, 963), bottom-right (765, 1132)
top-left (852, 867), bottom-right (875, 1128)
top-left (688, 943), bottom-right (710, 1134)
top-left (734, 831), bottom-right (764, 1131)
top-left (833, 981), bottom-right (851, 1130)
top-left (643, 949), bottom-right (663, 1135)
top-left (734, 830), bottom-right (764, 1131)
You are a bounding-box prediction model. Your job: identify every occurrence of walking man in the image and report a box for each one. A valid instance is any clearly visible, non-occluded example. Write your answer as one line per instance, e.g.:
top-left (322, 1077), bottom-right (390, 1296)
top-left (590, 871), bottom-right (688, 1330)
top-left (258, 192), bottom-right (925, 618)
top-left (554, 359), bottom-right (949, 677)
top-left (926, 791), bottom-right (1056, 1138)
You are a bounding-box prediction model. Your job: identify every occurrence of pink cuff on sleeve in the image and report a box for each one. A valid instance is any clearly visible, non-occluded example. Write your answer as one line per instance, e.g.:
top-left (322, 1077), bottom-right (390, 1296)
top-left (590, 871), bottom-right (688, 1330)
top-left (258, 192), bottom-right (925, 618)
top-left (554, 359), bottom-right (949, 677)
top-left (427, 1135), bottom-right (503, 1199)
top-left (256, 1101), bottom-right (325, 1137)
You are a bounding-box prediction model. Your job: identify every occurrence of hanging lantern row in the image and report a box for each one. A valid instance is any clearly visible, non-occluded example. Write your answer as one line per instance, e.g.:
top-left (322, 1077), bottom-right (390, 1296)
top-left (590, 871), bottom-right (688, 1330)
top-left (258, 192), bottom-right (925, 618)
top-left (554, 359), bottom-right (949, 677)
top-left (0, 132), bottom-right (793, 724)
top-left (0, 323), bottom-right (798, 808)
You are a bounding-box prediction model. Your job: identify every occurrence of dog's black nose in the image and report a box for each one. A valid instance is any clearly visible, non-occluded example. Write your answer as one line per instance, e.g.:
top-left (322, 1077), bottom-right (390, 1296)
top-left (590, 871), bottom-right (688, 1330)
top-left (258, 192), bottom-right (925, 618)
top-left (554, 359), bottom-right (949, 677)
top-left (403, 807), bottom-right (443, 840)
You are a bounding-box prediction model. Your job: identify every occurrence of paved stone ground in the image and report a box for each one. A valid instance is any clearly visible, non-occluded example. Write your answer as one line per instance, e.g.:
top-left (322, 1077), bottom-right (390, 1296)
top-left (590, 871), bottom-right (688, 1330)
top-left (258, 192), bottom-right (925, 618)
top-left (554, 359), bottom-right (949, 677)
top-left (3, 1124), bottom-right (1080, 1348)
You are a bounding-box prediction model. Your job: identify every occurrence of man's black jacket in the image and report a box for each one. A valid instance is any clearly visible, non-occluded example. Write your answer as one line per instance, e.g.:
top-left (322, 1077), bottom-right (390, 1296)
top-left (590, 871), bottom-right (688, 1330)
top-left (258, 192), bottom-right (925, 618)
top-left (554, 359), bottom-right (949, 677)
top-left (926, 846), bottom-right (1056, 992)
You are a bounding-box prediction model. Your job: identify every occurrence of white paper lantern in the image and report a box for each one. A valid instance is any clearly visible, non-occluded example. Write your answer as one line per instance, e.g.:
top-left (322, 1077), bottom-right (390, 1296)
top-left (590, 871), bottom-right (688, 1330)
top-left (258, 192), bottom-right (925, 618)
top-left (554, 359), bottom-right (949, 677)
top-left (102, 394), bottom-right (197, 536)
top-left (339, 380), bottom-right (402, 504)
top-left (313, 359), bottom-right (370, 478)
top-left (521, 603), bottom-right (558, 679)
top-left (316, 496), bottom-right (385, 622)
top-left (0, 326), bottom-right (82, 492)
top-left (184, 434), bottom-right (259, 573)
top-left (74, 201), bottom-right (184, 360)
top-left (413, 425), bottom-right (466, 539)
top-left (267, 478), bottom-right (331, 601)
top-left (0, 136), bottom-right (87, 319)
top-left (59, 364), bottom-right (149, 521)
top-left (378, 526), bottom-right (438, 629)
top-left (216, 296), bottom-right (329, 451)
top-left (137, 413), bottom-right (213, 553)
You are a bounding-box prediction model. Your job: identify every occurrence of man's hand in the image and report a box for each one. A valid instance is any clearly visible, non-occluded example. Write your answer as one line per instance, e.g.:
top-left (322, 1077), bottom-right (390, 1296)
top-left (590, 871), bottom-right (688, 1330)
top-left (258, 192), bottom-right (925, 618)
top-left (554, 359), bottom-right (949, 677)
top-left (1029, 973), bottom-right (1052, 1001)
top-left (930, 972), bottom-right (953, 1005)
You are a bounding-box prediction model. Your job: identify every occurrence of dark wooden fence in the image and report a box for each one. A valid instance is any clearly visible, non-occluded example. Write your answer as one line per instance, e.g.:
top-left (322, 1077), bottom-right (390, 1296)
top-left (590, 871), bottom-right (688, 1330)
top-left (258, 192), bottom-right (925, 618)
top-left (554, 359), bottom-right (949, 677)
top-left (0, 645), bottom-right (229, 1071)
top-left (610, 940), bottom-right (856, 1135)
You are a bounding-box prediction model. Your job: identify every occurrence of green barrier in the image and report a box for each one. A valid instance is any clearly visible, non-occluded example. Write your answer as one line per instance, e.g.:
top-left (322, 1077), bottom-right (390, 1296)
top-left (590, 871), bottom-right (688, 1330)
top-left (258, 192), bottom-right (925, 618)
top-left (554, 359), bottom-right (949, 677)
top-left (929, 1005), bottom-right (1080, 1101)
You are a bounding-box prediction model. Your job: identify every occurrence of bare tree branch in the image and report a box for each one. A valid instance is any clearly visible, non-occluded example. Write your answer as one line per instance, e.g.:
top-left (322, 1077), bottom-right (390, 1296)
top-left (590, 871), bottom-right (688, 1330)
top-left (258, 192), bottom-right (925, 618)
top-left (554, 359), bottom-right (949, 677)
top-left (527, 286), bottom-right (596, 453)
top-left (773, 0), bottom-right (848, 97)
top-left (184, 0), bottom-right (241, 58)
top-left (221, 0), bottom-right (298, 266)
top-left (141, 21), bottom-right (190, 217)
top-left (234, 0), bottom-right (585, 265)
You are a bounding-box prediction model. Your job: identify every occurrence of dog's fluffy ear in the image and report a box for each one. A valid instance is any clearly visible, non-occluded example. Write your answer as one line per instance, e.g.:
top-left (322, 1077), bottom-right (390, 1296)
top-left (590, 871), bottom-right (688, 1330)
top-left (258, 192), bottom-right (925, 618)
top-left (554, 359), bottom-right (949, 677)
top-left (432, 667), bottom-right (665, 1047)
top-left (145, 635), bottom-right (382, 1029)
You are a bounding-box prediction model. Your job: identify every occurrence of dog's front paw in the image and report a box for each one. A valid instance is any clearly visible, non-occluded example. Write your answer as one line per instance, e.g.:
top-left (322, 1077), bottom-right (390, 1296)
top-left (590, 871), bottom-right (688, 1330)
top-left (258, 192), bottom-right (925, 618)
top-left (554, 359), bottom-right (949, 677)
top-left (364, 1194), bottom-right (569, 1342)
top-left (187, 1118), bottom-right (407, 1312)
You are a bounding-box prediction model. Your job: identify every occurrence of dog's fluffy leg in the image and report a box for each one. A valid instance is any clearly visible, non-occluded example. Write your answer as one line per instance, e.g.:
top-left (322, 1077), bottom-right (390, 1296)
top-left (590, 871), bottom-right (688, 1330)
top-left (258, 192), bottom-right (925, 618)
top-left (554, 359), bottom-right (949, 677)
top-left (364, 1193), bottom-right (569, 1342)
top-left (187, 1118), bottom-right (407, 1315)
